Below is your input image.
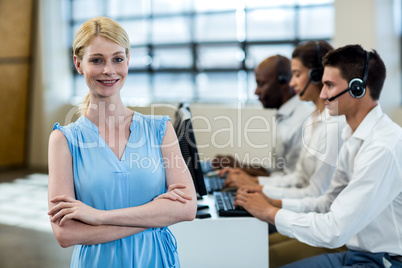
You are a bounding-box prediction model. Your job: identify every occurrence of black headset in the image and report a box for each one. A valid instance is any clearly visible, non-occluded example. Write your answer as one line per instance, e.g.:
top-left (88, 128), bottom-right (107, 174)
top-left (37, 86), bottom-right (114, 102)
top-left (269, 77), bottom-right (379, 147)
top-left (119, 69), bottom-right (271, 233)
top-left (300, 42), bottom-right (324, 97)
top-left (328, 51), bottom-right (369, 102)
top-left (277, 55), bottom-right (289, 84)
top-left (309, 42), bottom-right (324, 85)
top-left (349, 51), bottom-right (370, 98)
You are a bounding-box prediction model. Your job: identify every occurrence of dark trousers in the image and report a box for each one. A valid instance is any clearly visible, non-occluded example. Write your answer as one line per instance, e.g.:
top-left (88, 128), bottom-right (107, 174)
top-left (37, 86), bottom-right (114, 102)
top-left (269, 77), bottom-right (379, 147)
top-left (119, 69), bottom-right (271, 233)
top-left (269, 223), bottom-right (277, 234)
top-left (279, 250), bottom-right (402, 268)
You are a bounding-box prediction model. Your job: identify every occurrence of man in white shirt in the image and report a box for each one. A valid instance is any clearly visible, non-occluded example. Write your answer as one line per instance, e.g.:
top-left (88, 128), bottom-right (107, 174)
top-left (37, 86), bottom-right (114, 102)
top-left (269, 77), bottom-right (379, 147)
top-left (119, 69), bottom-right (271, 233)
top-left (256, 109), bottom-right (345, 199)
top-left (211, 55), bottom-right (313, 176)
top-left (234, 45), bottom-right (402, 267)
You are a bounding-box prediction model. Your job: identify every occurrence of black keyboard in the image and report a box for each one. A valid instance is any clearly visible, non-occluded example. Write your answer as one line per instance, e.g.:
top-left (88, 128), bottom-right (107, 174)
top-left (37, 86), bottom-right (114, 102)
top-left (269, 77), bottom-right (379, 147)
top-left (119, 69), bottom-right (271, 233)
top-left (204, 174), bottom-right (226, 193)
top-left (213, 191), bottom-right (251, 217)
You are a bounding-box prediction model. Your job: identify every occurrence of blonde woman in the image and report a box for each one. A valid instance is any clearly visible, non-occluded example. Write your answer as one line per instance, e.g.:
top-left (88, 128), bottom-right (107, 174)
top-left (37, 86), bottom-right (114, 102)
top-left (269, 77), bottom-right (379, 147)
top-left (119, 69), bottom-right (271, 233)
top-left (47, 17), bottom-right (196, 267)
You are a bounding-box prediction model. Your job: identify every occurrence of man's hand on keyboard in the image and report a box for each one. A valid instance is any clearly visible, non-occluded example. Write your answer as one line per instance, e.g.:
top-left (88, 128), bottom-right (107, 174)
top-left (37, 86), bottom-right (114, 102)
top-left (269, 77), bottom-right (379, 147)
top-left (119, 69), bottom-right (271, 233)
top-left (222, 168), bottom-right (259, 188)
top-left (237, 186), bottom-right (282, 208)
top-left (234, 188), bottom-right (279, 225)
top-left (237, 185), bottom-right (264, 195)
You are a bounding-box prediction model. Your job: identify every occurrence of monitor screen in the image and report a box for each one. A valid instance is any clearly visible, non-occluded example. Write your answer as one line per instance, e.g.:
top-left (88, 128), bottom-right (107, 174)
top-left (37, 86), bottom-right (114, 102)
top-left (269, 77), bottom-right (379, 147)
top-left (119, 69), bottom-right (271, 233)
top-left (174, 103), bottom-right (207, 197)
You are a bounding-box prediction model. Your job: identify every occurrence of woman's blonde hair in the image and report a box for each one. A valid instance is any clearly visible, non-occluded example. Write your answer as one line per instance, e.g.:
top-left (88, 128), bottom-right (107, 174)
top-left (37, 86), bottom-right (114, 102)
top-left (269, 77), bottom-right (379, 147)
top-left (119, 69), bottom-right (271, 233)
top-left (73, 17), bottom-right (130, 115)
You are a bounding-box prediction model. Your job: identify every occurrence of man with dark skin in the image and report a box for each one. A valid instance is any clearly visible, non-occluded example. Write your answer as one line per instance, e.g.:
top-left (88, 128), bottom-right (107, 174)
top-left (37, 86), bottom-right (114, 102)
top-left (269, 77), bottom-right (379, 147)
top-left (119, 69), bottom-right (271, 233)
top-left (255, 56), bottom-right (295, 110)
top-left (212, 55), bottom-right (313, 179)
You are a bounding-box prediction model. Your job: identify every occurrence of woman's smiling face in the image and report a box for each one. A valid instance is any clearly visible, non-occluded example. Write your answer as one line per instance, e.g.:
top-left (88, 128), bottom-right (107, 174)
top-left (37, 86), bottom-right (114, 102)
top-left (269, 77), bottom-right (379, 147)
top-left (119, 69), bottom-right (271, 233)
top-left (74, 36), bottom-right (130, 99)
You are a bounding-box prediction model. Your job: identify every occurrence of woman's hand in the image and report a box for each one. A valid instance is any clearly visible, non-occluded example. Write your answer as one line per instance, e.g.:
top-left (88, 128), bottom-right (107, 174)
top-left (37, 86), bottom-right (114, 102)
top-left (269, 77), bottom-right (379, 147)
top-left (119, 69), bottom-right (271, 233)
top-left (48, 195), bottom-right (103, 227)
top-left (154, 183), bottom-right (193, 204)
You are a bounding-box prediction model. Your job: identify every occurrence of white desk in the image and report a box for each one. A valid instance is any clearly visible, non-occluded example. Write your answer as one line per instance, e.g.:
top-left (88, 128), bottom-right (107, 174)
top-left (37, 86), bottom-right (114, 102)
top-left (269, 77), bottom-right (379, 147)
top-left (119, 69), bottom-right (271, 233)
top-left (170, 195), bottom-right (269, 268)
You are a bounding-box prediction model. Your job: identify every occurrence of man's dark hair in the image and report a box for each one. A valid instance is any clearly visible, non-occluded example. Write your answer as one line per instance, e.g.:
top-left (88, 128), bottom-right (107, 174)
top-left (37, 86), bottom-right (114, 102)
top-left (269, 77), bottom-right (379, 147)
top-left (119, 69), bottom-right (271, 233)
top-left (323, 44), bottom-right (386, 100)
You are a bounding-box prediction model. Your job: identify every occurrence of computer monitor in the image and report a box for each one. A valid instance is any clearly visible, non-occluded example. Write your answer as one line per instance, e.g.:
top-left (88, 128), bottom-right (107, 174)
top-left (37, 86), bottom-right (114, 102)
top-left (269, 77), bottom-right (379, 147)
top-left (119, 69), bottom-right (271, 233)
top-left (174, 103), bottom-right (207, 198)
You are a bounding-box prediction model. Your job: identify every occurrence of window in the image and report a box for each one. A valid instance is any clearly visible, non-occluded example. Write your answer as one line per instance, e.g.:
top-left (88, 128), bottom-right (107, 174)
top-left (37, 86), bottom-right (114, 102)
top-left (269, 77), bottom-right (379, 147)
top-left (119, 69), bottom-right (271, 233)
top-left (68, 0), bottom-right (334, 105)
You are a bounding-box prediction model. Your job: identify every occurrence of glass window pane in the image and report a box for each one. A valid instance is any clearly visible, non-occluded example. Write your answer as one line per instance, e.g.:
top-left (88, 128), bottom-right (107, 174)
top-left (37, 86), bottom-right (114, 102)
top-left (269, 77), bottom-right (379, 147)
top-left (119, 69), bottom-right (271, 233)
top-left (69, 0), bottom-right (334, 105)
top-left (74, 75), bottom-right (89, 97)
top-left (152, 0), bottom-right (192, 14)
top-left (129, 47), bottom-right (151, 69)
top-left (152, 47), bottom-right (193, 69)
top-left (72, 0), bottom-right (103, 21)
top-left (123, 73), bottom-right (151, 102)
top-left (153, 73), bottom-right (194, 101)
top-left (394, 0), bottom-right (402, 35)
top-left (119, 20), bottom-right (149, 45)
top-left (195, 13), bottom-right (238, 42)
top-left (107, 0), bottom-right (150, 18)
top-left (298, 6), bottom-right (334, 39)
top-left (72, 23), bottom-right (81, 42)
top-left (152, 16), bottom-right (191, 44)
top-left (246, 44), bottom-right (294, 69)
top-left (297, 0), bottom-right (333, 6)
top-left (197, 72), bottom-right (245, 101)
top-left (246, 0), bottom-right (296, 8)
top-left (194, 0), bottom-right (239, 12)
top-left (247, 9), bottom-right (296, 40)
top-left (247, 71), bottom-right (258, 102)
top-left (197, 45), bottom-right (244, 69)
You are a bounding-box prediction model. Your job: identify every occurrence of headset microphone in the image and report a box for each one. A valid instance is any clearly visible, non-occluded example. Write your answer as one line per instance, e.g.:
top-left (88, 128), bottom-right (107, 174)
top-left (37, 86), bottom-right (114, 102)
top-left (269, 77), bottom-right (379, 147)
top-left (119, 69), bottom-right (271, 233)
top-left (328, 88), bottom-right (350, 102)
top-left (299, 77), bottom-right (312, 97)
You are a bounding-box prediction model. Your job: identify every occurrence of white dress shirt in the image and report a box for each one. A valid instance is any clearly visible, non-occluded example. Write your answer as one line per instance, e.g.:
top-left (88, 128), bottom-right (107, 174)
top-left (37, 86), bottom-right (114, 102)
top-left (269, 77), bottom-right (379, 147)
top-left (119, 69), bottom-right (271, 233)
top-left (275, 105), bottom-right (402, 255)
top-left (272, 96), bottom-right (314, 174)
top-left (259, 109), bottom-right (346, 199)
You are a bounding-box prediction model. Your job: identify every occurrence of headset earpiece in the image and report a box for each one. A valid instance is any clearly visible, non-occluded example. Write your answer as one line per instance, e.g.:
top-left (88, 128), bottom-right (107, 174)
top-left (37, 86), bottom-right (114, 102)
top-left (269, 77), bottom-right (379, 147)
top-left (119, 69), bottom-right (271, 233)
top-left (308, 67), bottom-right (324, 84)
top-left (348, 78), bottom-right (366, 98)
top-left (308, 42), bottom-right (324, 85)
top-left (348, 52), bottom-right (370, 99)
top-left (277, 73), bottom-right (288, 84)
top-left (277, 55), bottom-right (289, 84)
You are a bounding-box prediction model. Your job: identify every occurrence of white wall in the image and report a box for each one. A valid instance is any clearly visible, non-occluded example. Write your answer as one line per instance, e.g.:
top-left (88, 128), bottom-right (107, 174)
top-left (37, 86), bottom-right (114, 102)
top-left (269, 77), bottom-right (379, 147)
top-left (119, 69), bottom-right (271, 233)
top-left (334, 0), bottom-right (401, 115)
top-left (28, 0), bottom-right (402, 169)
